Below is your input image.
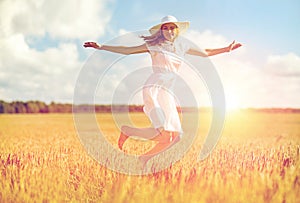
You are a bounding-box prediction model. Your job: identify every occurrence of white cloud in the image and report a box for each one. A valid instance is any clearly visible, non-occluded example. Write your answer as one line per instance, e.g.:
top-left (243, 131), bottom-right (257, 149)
top-left (182, 29), bottom-right (300, 108)
top-left (184, 29), bottom-right (230, 48)
top-left (0, 0), bottom-right (113, 40)
top-left (0, 33), bottom-right (82, 102)
top-left (259, 53), bottom-right (300, 107)
top-left (118, 29), bottom-right (130, 36)
top-left (0, 0), bottom-right (114, 103)
top-left (264, 52), bottom-right (300, 76)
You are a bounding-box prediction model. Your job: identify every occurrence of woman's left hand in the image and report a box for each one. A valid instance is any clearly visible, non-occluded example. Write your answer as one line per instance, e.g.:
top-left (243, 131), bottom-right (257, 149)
top-left (228, 40), bottom-right (242, 52)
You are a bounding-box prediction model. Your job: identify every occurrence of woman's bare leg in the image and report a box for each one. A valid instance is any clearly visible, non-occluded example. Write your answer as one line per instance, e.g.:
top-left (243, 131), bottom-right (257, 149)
top-left (118, 126), bottom-right (181, 169)
top-left (122, 126), bottom-right (162, 139)
top-left (139, 131), bottom-right (180, 168)
top-left (118, 126), bottom-right (163, 150)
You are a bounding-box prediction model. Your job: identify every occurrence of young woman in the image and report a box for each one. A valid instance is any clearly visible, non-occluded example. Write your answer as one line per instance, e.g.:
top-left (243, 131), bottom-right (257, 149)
top-left (84, 15), bottom-right (242, 166)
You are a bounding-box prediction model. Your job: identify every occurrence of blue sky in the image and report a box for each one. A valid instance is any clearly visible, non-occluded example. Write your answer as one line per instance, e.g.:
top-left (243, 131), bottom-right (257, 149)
top-left (108, 0), bottom-right (300, 54)
top-left (0, 0), bottom-right (299, 108)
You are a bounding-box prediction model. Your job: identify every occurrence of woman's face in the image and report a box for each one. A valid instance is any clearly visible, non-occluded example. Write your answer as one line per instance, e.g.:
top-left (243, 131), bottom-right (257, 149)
top-left (161, 23), bottom-right (178, 42)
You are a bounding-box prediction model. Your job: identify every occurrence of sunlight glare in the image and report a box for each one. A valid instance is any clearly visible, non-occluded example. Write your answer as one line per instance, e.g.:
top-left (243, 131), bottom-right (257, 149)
top-left (225, 92), bottom-right (240, 112)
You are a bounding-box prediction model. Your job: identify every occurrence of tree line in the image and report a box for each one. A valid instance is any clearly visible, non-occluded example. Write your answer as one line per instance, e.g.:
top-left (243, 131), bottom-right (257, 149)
top-left (0, 100), bottom-right (144, 114)
top-left (1, 100), bottom-right (299, 114)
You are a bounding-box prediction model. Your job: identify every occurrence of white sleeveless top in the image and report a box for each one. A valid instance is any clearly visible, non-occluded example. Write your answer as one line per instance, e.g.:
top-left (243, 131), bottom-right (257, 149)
top-left (146, 37), bottom-right (191, 73)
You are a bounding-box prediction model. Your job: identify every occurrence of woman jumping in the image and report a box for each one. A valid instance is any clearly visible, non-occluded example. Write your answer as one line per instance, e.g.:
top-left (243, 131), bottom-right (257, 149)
top-left (84, 15), bottom-right (242, 167)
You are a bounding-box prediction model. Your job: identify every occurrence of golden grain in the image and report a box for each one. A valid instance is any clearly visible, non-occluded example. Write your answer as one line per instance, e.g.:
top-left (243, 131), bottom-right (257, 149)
top-left (0, 112), bottom-right (299, 202)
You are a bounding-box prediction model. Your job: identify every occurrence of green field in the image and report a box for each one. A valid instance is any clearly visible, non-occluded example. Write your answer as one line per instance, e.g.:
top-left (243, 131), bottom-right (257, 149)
top-left (0, 111), bottom-right (299, 202)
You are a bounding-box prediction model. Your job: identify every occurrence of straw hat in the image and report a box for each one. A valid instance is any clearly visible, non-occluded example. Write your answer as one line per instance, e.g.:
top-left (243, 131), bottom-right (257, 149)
top-left (149, 15), bottom-right (190, 34)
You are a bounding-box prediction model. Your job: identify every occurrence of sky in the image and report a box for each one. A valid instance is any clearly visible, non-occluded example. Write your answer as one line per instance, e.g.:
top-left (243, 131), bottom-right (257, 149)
top-left (0, 0), bottom-right (299, 108)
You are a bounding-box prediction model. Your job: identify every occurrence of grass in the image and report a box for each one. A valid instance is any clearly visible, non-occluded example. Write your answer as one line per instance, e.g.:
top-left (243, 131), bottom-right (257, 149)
top-left (0, 111), bottom-right (299, 202)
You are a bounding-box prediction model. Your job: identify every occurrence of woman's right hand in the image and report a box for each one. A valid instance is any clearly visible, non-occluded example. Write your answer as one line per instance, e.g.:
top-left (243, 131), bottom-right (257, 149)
top-left (83, 42), bottom-right (102, 49)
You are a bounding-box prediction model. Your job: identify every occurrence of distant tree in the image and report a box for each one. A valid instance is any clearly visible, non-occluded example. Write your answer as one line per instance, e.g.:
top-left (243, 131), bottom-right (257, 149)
top-left (95, 105), bottom-right (111, 113)
top-left (26, 101), bottom-right (40, 113)
top-left (0, 100), bottom-right (4, 113)
top-left (48, 102), bottom-right (56, 113)
top-left (0, 100), bottom-right (213, 114)
top-left (36, 101), bottom-right (48, 113)
top-left (48, 102), bottom-right (72, 113)
top-left (55, 103), bottom-right (65, 113)
top-left (13, 101), bottom-right (27, 113)
top-left (1, 102), bottom-right (15, 113)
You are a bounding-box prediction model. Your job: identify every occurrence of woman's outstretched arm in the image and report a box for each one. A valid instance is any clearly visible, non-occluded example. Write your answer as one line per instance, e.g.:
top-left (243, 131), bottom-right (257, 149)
top-left (187, 40), bottom-right (242, 57)
top-left (83, 42), bottom-right (148, 55)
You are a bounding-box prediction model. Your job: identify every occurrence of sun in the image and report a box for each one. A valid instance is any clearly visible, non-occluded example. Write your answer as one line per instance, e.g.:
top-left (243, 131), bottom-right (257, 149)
top-left (225, 92), bottom-right (240, 112)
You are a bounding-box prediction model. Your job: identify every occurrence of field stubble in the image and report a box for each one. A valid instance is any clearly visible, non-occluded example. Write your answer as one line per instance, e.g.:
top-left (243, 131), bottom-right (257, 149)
top-left (0, 111), bottom-right (299, 202)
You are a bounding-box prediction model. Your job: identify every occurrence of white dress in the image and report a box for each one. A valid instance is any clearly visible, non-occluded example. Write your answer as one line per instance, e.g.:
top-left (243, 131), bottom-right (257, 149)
top-left (143, 38), bottom-right (190, 134)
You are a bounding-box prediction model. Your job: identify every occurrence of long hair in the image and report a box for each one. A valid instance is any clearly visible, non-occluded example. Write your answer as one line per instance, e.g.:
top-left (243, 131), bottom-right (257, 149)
top-left (141, 24), bottom-right (179, 46)
top-left (140, 30), bottom-right (165, 46)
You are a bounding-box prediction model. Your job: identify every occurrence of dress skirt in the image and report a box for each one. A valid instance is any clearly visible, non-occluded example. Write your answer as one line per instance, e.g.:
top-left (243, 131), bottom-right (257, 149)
top-left (142, 72), bottom-right (182, 133)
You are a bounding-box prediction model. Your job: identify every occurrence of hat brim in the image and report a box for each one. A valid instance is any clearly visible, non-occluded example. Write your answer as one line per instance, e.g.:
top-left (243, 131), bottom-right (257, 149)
top-left (149, 21), bottom-right (190, 35)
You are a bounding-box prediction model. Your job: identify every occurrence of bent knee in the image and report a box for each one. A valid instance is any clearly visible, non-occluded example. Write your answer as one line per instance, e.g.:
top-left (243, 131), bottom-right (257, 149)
top-left (121, 125), bottom-right (130, 132)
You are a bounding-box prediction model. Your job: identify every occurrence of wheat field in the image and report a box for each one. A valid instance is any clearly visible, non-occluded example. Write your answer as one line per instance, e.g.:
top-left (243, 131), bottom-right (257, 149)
top-left (0, 111), bottom-right (299, 202)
